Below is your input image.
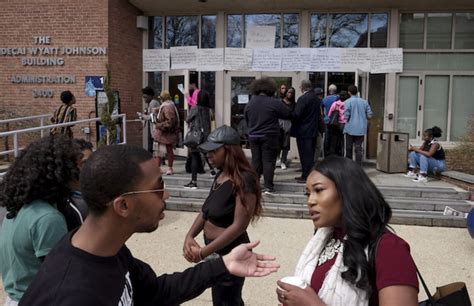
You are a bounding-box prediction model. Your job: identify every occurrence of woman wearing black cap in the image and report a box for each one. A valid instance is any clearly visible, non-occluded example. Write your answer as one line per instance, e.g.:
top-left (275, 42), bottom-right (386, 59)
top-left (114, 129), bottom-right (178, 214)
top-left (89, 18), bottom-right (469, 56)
top-left (183, 125), bottom-right (262, 306)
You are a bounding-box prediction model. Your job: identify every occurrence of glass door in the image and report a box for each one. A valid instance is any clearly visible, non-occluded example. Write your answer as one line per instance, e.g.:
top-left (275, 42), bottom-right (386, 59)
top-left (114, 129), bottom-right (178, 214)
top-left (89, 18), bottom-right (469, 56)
top-left (396, 75), bottom-right (422, 140)
top-left (224, 72), bottom-right (260, 152)
top-left (165, 70), bottom-right (190, 156)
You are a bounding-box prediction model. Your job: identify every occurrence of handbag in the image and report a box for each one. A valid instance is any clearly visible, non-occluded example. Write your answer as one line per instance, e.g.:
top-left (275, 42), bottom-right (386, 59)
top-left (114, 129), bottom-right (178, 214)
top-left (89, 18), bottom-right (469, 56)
top-left (328, 109), bottom-right (344, 132)
top-left (417, 267), bottom-right (471, 306)
top-left (183, 128), bottom-right (203, 148)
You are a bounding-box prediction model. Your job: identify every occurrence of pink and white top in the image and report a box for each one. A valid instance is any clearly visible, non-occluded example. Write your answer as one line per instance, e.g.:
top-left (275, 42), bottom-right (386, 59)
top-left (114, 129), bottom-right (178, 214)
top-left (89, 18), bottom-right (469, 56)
top-left (328, 100), bottom-right (346, 123)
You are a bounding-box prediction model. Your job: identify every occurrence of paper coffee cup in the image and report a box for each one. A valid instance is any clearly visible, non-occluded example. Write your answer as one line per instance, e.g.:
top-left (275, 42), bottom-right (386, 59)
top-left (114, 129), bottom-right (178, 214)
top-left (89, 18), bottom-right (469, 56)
top-left (279, 276), bottom-right (308, 290)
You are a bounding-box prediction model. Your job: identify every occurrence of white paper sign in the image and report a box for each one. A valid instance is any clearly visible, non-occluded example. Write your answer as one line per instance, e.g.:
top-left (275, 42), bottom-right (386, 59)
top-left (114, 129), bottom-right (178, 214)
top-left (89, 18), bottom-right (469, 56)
top-left (170, 46), bottom-right (197, 70)
top-left (281, 48), bottom-right (312, 71)
top-left (197, 48), bottom-right (224, 71)
top-left (310, 48), bottom-right (342, 71)
top-left (143, 49), bottom-right (170, 71)
top-left (252, 48), bottom-right (282, 71)
top-left (246, 26), bottom-right (276, 48)
top-left (177, 84), bottom-right (185, 94)
top-left (341, 48), bottom-right (372, 72)
top-left (238, 95), bottom-right (249, 104)
top-left (370, 48), bottom-right (403, 73)
top-left (224, 48), bottom-right (253, 71)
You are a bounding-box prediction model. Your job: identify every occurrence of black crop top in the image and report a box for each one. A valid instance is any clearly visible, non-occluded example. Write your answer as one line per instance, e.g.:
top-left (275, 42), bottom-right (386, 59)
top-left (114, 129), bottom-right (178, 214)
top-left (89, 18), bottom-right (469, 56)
top-left (201, 171), bottom-right (257, 228)
top-left (202, 179), bottom-right (236, 228)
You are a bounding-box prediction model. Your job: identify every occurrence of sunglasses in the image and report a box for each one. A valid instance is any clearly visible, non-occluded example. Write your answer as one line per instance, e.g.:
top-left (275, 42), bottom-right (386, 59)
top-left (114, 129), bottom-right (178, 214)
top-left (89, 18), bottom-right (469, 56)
top-left (107, 177), bottom-right (167, 206)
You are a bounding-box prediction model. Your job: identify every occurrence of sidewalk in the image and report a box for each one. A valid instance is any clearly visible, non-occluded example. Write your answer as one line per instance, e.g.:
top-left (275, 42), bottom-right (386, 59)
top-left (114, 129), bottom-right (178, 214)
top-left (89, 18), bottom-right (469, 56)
top-left (2, 211), bottom-right (471, 305)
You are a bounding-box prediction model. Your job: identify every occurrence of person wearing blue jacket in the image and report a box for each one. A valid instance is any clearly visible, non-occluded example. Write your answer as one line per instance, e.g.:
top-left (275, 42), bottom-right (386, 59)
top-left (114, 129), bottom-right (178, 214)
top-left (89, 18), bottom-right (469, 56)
top-left (343, 85), bottom-right (373, 166)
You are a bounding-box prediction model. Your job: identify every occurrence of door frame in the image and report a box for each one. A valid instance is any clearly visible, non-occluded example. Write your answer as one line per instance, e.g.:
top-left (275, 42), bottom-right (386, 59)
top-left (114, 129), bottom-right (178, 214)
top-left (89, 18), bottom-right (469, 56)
top-left (395, 73), bottom-right (424, 142)
top-left (224, 71), bottom-right (299, 157)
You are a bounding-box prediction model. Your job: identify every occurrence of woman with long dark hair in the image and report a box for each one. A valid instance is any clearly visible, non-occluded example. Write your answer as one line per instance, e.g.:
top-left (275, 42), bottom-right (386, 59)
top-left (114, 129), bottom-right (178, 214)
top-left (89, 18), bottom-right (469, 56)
top-left (183, 125), bottom-right (262, 306)
top-left (0, 135), bottom-right (81, 304)
top-left (276, 156), bottom-right (418, 306)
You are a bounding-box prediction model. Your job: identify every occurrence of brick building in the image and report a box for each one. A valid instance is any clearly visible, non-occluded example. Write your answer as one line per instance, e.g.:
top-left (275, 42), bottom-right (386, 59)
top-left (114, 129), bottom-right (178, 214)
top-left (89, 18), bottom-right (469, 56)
top-left (1, 0), bottom-right (474, 160)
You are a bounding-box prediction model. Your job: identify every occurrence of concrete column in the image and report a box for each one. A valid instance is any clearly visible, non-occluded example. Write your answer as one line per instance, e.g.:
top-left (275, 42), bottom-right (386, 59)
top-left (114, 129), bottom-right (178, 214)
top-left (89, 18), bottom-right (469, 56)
top-left (214, 11), bottom-right (225, 127)
top-left (385, 8), bottom-right (399, 131)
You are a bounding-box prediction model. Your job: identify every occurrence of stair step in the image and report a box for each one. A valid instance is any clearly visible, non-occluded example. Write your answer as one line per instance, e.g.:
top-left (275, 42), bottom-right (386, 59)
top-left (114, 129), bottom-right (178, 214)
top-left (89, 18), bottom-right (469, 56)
top-left (166, 187), bottom-right (473, 212)
top-left (164, 197), bottom-right (469, 228)
top-left (163, 176), bottom-right (470, 200)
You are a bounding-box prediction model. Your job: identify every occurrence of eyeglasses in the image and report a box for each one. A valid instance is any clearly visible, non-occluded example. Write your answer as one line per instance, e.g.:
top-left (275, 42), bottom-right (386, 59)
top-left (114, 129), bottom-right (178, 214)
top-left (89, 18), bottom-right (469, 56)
top-left (107, 177), bottom-right (166, 206)
top-left (118, 185), bottom-right (166, 197)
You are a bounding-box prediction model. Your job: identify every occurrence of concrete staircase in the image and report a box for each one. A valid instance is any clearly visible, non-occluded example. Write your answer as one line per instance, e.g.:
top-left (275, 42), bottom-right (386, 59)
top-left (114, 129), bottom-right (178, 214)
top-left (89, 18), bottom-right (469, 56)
top-left (163, 167), bottom-right (472, 228)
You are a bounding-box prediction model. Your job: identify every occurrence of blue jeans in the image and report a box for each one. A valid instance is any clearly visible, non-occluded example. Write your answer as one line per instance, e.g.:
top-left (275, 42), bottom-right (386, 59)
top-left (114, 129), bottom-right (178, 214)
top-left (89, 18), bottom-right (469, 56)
top-left (408, 151), bottom-right (445, 174)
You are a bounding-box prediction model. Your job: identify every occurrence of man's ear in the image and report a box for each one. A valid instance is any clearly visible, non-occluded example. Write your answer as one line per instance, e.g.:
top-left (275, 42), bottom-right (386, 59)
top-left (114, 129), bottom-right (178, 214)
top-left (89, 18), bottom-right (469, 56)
top-left (111, 197), bottom-right (132, 218)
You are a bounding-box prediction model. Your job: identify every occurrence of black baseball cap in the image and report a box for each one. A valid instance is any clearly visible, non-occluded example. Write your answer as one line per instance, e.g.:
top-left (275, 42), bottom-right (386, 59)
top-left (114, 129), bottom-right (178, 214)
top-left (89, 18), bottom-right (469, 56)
top-left (314, 87), bottom-right (324, 95)
top-left (198, 125), bottom-right (240, 152)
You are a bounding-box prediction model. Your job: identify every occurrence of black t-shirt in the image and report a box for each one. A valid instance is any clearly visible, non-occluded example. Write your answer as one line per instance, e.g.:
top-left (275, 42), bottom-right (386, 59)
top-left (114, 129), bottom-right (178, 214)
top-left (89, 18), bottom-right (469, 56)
top-left (20, 231), bottom-right (228, 306)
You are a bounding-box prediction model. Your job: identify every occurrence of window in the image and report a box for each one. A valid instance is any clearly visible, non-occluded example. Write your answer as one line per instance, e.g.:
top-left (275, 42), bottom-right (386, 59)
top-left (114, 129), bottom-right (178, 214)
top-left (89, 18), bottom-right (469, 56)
top-left (451, 76), bottom-right (474, 141)
top-left (310, 14), bottom-right (328, 48)
top-left (400, 12), bottom-right (474, 50)
top-left (370, 13), bottom-right (388, 48)
top-left (329, 14), bottom-right (368, 48)
top-left (310, 13), bottom-right (387, 48)
top-left (226, 13), bottom-right (299, 48)
top-left (455, 13), bottom-right (474, 49)
top-left (399, 13), bottom-right (424, 49)
top-left (427, 13), bottom-right (452, 49)
top-left (166, 16), bottom-right (199, 47)
top-left (201, 15), bottom-right (216, 48)
top-left (150, 17), bottom-right (163, 49)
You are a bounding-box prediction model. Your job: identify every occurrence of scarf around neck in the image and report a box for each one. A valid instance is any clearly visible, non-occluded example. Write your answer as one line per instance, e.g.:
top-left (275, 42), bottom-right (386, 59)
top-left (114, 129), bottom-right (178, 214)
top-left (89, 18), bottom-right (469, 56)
top-left (294, 227), bottom-right (369, 306)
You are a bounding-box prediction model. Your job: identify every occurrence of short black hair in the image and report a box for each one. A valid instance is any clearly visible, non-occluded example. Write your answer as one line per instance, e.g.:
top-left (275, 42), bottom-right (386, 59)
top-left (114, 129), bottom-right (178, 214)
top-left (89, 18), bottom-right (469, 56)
top-left (142, 86), bottom-right (155, 97)
top-left (425, 126), bottom-right (443, 138)
top-left (73, 138), bottom-right (93, 151)
top-left (80, 145), bottom-right (154, 215)
top-left (339, 90), bottom-right (350, 101)
top-left (60, 90), bottom-right (74, 104)
top-left (250, 77), bottom-right (277, 97)
top-left (348, 85), bottom-right (358, 95)
top-left (0, 135), bottom-right (81, 218)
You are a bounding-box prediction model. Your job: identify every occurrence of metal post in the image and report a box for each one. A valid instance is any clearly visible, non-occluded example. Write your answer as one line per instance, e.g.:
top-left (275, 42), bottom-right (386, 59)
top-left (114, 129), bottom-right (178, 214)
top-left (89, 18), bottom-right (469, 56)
top-left (122, 114), bottom-right (127, 144)
top-left (40, 117), bottom-right (45, 137)
top-left (13, 133), bottom-right (19, 158)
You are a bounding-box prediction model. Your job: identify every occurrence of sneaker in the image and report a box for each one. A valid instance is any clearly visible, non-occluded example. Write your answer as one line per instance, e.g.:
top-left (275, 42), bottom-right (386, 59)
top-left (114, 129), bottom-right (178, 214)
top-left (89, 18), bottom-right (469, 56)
top-left (184, 181), bottom-right (197, 189)
top-left (404, 171), bottom-right (417, 178)
top-left (275, 159), bottom-right (281, 167)
top-left (262, 188), bottom-right (275, 195)
top-left (413, 175), bottom-right (428, 183)
top-left (166, 168), bottom-right (173, 175)
top-left (210, 169), bottom-right (217, 178)
top-left (281, 162), bottom-right (287, 170)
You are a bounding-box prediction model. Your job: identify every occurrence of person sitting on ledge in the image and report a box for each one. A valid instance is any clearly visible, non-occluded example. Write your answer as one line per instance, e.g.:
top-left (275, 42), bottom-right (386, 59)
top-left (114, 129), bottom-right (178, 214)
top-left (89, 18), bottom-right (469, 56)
top-left (405, 126), bottom-right (446, 183)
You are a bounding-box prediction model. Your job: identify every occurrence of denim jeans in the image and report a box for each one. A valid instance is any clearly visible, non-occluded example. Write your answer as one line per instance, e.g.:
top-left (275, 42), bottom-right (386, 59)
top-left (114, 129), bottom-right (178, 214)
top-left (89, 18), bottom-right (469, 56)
top-left (409, 151), bottom-right (445, 174)
top-left (249, 135), bottom-right (280, 190)
top-left (344, 134), bottom-right (364, 166)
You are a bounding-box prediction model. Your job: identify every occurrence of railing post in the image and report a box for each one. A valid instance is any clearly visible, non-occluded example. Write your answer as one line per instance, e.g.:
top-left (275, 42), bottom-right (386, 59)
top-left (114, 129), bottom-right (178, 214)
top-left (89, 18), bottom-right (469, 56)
top-left (40, 117), bottom-right (45, 137)
top-left (122, 114), bottom-right (127, 144)
top-left (13, 133), bottom-right (19, 158)
top-left (3, 123), bottom-right (10, 162)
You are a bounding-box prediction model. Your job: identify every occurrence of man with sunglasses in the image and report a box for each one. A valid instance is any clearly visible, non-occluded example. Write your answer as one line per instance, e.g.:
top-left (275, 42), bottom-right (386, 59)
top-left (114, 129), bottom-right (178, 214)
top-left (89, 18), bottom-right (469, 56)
top-left (20, 145), bottom-right (279, 306)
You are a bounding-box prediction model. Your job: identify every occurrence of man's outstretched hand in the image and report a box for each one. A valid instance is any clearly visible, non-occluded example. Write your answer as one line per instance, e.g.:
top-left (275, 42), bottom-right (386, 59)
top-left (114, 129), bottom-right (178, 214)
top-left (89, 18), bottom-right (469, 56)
top-left (222, 241), bottom-right (280, 277)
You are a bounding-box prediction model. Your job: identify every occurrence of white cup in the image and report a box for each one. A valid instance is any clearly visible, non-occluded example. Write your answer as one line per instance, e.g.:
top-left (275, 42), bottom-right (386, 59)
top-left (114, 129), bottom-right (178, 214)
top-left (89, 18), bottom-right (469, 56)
top-left (279, 276), bottom-right (308, 290)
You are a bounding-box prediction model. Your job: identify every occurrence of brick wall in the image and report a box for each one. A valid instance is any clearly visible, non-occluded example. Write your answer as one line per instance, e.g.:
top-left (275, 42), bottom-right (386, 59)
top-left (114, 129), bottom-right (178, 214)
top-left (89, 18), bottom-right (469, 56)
top-left (1, 0), bottom-right (144, 153)
top-left (107, 0), bottom-right (143, 147)
top-left (445, 149), bottom-right (474, 175)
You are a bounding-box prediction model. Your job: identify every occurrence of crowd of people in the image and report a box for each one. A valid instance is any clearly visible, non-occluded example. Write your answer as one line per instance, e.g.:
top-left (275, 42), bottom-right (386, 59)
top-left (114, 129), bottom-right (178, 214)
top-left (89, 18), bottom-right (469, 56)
top-left (1, 79), bottom-right (449, 305)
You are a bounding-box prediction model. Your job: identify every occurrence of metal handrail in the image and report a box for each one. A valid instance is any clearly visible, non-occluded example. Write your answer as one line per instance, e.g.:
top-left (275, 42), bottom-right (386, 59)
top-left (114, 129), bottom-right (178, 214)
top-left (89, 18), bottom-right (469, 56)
top-left (0, 113), bottom-right (52, 137)
top-left (0, 114), bottom-right (127, 157)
